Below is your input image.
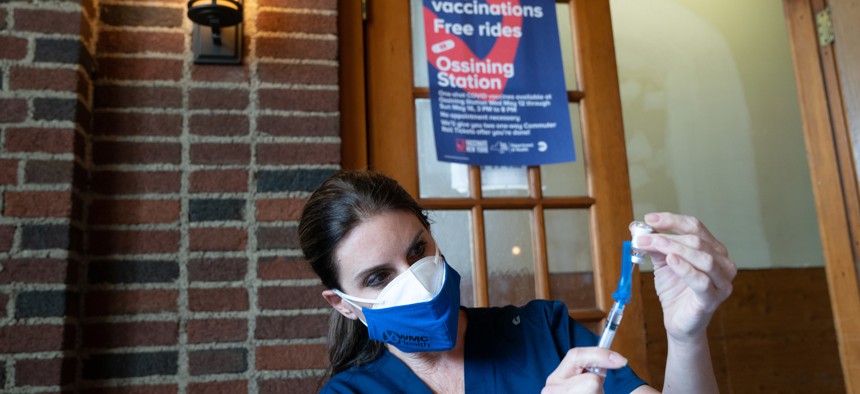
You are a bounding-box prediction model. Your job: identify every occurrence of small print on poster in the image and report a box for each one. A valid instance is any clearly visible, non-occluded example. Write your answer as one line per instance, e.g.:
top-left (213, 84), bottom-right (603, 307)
top-left (423, 0), bottom-right (575, 166)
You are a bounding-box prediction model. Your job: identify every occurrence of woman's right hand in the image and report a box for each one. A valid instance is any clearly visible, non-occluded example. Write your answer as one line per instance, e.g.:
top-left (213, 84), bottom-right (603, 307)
top-left (542, 347), bottom-right (628, 394)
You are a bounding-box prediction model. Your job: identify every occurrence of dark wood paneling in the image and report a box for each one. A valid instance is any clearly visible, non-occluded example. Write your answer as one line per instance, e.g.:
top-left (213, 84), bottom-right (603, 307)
top-left (641, 268), bottom-right (844, 393)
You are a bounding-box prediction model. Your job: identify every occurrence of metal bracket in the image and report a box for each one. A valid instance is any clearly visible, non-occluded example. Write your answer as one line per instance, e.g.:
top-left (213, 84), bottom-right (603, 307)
top-left (816, 6), bottom-right (835, 47)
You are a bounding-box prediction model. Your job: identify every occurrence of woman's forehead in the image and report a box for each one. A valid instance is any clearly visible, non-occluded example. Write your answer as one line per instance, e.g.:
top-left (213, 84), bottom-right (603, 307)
top-left (334, 210), bottom-right (427, 269)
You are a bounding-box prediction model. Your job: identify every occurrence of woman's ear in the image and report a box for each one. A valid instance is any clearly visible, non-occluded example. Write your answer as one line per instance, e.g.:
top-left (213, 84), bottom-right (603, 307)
top-left (322, 289), bottom-right (358, 320)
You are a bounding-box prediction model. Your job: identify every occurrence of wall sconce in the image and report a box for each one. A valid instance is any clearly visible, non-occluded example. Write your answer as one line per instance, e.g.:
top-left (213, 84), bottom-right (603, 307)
top-left (187, 0), bottom-right (243, 64)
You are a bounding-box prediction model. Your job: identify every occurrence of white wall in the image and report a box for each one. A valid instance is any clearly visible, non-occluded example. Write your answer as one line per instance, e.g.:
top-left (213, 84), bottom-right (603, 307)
top-left (609, 0), bottom-right (823, 268)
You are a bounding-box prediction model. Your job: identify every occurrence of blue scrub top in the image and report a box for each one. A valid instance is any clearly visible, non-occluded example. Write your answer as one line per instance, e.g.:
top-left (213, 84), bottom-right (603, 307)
top-left (321, 300), bottom-right (647, 393)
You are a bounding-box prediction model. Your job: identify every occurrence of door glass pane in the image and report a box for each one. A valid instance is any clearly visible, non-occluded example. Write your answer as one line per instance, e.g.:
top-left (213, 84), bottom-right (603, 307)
top-left (411, 0), bottom-right (429, 88)
top-left (428, 210), bottom-right (475, 307)
top-left (541, 103), bottom-right (587, 196)
top-left (482, 166), bottom-right (529, 197)
top-left (545, 209), bottom-right (596, 309)
top-left (416, 99), bottom-right (471, 198)
top-left (412, 1), bottom-right (579, 90)
top-left (556, 2), bottom-right (578, 90)
top-left (485, 210), bottom-right (534, 306)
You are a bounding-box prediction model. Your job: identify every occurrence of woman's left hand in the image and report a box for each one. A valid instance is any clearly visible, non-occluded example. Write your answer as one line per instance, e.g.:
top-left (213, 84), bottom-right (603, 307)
top-left (636, 212), bottom-right (737, 343)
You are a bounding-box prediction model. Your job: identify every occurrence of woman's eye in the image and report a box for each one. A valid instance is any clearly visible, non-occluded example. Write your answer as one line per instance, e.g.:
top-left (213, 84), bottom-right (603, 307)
top-left (409, 241), bottom-right (427, 259)
top-left (365, 272), bottom-right (390, 288)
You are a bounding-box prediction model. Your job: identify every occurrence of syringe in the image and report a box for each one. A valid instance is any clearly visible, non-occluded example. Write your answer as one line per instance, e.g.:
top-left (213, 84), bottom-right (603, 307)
top-left (586, 221), bottom-right (653, 377)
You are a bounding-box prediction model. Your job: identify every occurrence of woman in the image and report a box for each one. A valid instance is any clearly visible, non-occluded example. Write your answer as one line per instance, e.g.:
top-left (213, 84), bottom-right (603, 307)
top-left (298, 170), bottom-right (736, 393)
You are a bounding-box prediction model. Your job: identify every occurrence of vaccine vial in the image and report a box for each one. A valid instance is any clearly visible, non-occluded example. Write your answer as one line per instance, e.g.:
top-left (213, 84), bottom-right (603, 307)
top-left (629, 221), bottom-right (654, 264)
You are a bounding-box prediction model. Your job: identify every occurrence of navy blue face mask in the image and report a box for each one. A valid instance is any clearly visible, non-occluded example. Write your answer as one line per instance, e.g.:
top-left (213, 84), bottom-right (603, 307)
top-left (333, 251), bottom-right (462, 353)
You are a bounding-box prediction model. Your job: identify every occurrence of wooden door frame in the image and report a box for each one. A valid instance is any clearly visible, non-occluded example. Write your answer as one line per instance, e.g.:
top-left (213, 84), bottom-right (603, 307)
top-left (783, 0), bottom-right (860, 391)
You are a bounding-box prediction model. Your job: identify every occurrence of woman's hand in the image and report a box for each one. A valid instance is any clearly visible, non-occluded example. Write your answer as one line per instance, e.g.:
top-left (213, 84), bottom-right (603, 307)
top-left (542, 347), bottom-right (628, 394)
top-left (637, 212), bottom-right (737, 343)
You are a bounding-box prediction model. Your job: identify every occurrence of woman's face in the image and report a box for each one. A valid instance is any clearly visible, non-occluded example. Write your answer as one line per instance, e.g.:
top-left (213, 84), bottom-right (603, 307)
top-left (322, 210), bottom-right (437, 321)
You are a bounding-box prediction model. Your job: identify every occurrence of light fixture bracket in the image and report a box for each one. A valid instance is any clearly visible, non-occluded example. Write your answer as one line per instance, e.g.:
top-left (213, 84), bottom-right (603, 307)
top-left (187, 0), bottom-right (243, 65)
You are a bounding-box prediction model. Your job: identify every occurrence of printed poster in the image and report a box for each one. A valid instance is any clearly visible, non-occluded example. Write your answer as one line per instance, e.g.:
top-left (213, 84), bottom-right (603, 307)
top-left (423, 0), bottom-right (575, 166)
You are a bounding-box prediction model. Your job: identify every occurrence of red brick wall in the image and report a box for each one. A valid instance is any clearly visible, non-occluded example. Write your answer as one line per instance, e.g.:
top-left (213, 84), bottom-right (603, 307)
top-left (1, 0), bottom-right (339, 392)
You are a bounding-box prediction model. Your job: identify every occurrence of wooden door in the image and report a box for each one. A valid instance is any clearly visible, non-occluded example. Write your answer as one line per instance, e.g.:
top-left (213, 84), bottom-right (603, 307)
top-left (783, 0), bottom-right (860, 391)
top-left (340, 0), bottom-right (649, 377)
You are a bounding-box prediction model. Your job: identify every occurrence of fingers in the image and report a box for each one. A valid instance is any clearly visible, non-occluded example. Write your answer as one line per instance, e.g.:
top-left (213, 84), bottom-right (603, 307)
top-left (547, 347), bottom-right (627, 382)
top-left (645, 212), bottom-right (727, 254)
top-left (639, 235), bottom-right (734, 290)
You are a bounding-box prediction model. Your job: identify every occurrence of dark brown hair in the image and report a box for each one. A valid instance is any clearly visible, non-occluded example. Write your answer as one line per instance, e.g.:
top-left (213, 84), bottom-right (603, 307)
top-left (298, 170), bottom-right (430, 378)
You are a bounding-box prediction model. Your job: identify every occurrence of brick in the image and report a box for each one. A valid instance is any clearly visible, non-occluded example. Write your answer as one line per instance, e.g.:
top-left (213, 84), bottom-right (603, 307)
top-left (259, 256), bottom-right (317, 280)
top-left (82, 352), bottom-right (178, 379)
top-left (89, 230), bottom-right (179, 255)
top-left (100, 5), bottom-right (183, 27)
top-left (0, 293), bottom-right (7, 318)
top-left (83, 321), bottom-right (178, 348)
top-left (10, 67), bottom-right (81, 92)
top-left (188, 288), bottom-right (248, 312)
top-left (259, 285), bottom-right (328, 310)
top-left (95, 86), bottom-right (182, 109)
top-left (0, 324), bottom-right (75, 353)
top-left (191, 65), bottom-right (249, 83)
top-left (190, 170), bottom-right (247, 193)
top-left (0, 259), bottom-right (73, 284)
top-left (257, 37), bottom-right (336, 60)
top-left (96, 57), bottom-right (182, 81)
top-left (256, 198), bottom-right (305, 222)
top-left (35, 39), bottom-right (93, 71)
top-left (4, 191), bottom-right (72, 218)
top-left (6, 128), bottom-right (76, 153)
top-left (189, 348), bottom-right (247, 375)
top-left (34, 97), bottom-right (83, 122)
top-left (258, 63), bottom-right (337, 85)
top-left (89, 199), bottom-right (180, 225)
top-left (187, 318), bottom-right (246, 344)
top-left (89, 260), bottom-right (179, 284)
top-left (15, 358), bottom-right (77, 387)
top-left (258, 143), bottom-right (340, 165)
top-left (259, 378), bottom-right (320, 394)
top-left (0, 360), bottom-right (4, 387)
top-left (257, 226), bottom-right (299, 250)
top-left (25, 160), bottom-right (74, 184)
top-left (98, 30), bottom-right (184, 54)
top-left (15, 290), bottom-right (76, 318)
top-left (188, 380), bottom-right (247, 394)
top-left (189, 114), bottom-right (249, 136)
top-left (257, 169), bottom-right (338, 192)
top-left (94, 112), bottom-right (182, 136)
top-left (189, 88), bottom-right (249, 110)
top-left (257, 0), bottom-right (336, 9)
top-left (0, 98), bottom-right (28, 123)
top-left (21, 224), bottom-right (73, 250)
top-left (257, 344), bottom-right (326, 370)
top-left (93, 141), bottom-right (181, 164)
top-left (188, 257), bottom-right (247, 282)
top-left (256, 314), bottom-right (327, 340)
top-left (257, 115), bottom-right (338, 137)
top-left (0, 225), bottom-right (13, 252)
top-left (15, 9), bottom-right (83, 35)
top-left (0, 36), bottom-right (27, 60)
top-left (259, 89), bottom-right (338, 112)
top-left (0, 9), bottom-right (6, 30)
top-left (257, 12), bottom-right (336, 34)
top-left (189, 199), bottom-right (245, 222)
top-left (0, 159), bottom-right (18, 185)
top-left (189, 227), bottom-right (246, 251)
top-left (81, 385), bottom-right (177, 394)
top-left (190, 143), bottom-right (250, 165)
top-left (84, 289), bottom-right (177, 316)
top-left (91, 171), bottom-right (181, 194)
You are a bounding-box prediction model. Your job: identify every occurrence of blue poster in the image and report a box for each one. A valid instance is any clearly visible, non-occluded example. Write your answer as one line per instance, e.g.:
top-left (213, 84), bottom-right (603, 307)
top-left (423, 0), bottom-right (575, 166)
